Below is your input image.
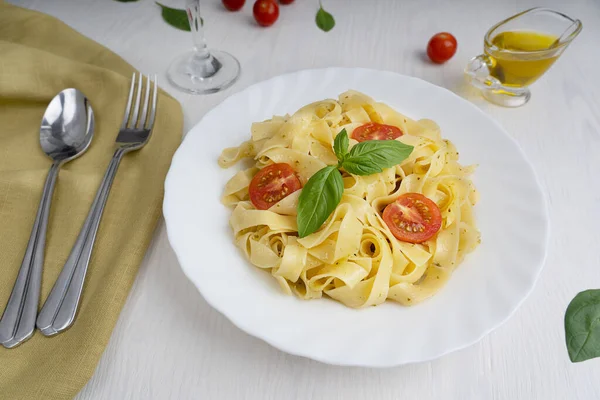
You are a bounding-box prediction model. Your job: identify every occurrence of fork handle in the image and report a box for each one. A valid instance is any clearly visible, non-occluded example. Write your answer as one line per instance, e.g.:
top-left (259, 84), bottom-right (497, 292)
top-left (0, 161), bottom-right (60, 347)
top-left (37, 148), bottom-right (126, 335)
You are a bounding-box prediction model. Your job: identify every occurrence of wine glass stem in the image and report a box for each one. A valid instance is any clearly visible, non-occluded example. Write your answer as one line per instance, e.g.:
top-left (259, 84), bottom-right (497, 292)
top-left (187, 0), bottom-right (208, 58)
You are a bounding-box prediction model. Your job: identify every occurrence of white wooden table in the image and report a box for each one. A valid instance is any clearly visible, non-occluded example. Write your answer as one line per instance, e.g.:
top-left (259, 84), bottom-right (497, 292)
top-left (11, 0), bottom-right (600, 398)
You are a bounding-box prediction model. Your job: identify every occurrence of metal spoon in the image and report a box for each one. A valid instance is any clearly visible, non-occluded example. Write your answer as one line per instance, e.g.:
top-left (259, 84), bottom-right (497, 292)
top-left (0, 89), bottom-right (94, 348)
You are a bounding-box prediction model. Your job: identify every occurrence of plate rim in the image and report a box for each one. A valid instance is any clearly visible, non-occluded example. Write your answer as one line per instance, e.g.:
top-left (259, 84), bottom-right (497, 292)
top-left (163, 67), bottom-right (550, 367)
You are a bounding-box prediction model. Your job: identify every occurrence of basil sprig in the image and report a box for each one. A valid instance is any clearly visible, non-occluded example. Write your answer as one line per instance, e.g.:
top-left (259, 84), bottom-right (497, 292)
top-left (296, 129), bottom-right (413, 238)
top-left (565, 289), bottom-right (600, 363)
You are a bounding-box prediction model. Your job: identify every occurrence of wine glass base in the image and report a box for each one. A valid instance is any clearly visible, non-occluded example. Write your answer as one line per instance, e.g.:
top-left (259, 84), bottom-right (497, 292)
top-left (481, 87), bottom-right (531, 107)
top-left (167, 50), bottom-right (240, 95)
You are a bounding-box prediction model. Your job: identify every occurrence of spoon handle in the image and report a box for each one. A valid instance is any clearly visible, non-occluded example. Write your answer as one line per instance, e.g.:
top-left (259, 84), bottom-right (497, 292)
top-left (37, 148), bottom-right (126, 335)
top-left (0, 161), bottom-right (60, 348)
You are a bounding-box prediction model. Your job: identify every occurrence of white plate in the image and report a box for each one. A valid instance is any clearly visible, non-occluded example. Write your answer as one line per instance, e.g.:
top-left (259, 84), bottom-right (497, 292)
top-left (163, 68), bottom-right (549, 367)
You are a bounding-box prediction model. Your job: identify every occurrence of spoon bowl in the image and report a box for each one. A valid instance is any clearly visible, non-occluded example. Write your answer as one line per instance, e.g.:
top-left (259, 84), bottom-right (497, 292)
top-left (40, 88), bottom-right (94, 162)
top-left (0, 88), bottom-right (94, 348)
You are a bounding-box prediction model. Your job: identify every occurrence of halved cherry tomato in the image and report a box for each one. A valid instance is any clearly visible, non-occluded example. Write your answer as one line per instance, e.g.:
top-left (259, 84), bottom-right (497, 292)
top-left (383, 193), bottom-right (442, 243)
top-left (249, 163), bottom-right (302, 210)
top-left (222, 0), bottom-right (245, 11)
top-left (253, 0), bottom-right (279, 27)
top-left (427, 32), bottom-right (457, 64)
top-left (351, 122), bottom-right (403, 142)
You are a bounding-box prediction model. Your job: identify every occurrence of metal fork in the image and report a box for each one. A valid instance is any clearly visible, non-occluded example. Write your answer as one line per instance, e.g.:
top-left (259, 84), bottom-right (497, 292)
top-left (36, 73), bottom-right (158, 336)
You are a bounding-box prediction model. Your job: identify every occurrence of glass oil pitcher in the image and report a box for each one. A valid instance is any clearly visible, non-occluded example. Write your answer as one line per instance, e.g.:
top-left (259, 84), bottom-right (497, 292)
top-left (465, 8), bottom-right (582, 107)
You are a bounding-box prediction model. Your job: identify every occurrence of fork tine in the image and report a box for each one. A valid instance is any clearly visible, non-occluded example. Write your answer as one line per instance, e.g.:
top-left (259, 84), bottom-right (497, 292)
top-left (137, 74), bottom-right (152, 129)
top-left (120, 73), bottom-right (136, 130)
top-left (146, 75), bottom-right (158, 131)
top-left (128, 73), bottom-right (143, 129)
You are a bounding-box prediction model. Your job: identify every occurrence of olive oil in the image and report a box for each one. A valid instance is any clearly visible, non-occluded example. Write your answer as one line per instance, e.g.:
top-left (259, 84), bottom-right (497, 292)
top-left (485, 31), bottom-right (560, 87)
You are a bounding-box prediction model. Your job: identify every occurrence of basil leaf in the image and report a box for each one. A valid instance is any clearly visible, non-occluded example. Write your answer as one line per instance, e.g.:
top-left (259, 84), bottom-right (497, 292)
top-left (341, 140), bottom-right (413, 176)
top-left (315, 5), bottom-right (335, 32)
top-left (565, 289), bottom-right (600, 363)
top-left (156, 2), bottom-right (191, 31)
top-left (333, 129), bottom-right (349, 161)
top-left (341, 158), bottom-right (382, 176)
top-left (297, 166), bottom-right (343, 238)
top-left (348, 139), bottom-right (414, 163)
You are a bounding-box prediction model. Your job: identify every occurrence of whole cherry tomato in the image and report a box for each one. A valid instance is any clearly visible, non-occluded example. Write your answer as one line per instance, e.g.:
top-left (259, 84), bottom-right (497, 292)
top-left (253, 0), bottom-right (279, 27)
top-left (222, 0), bottom-right (245, 11)
top-left (427, 32), bottom-right (458, 64)
top-left (279, 0), bottom-right (294, 4)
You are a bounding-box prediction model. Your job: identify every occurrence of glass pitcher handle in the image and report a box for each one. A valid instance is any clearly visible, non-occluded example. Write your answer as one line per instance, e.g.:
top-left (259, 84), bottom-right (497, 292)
top-left (464, 54), bottom-right (501, 91)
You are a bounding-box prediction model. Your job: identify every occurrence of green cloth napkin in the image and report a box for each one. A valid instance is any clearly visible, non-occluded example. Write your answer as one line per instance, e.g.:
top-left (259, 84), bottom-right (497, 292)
top-left (0, 3), bottom-right (183, 399)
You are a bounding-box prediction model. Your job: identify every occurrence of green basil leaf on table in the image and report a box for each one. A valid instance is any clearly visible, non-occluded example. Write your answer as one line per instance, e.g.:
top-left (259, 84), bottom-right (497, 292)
top-left (156, 2), bottom-right (191, 31)
top-left (565, 289), bottom-right (600, 363)
top-left (297, 166), bottom-right (343, 238)
top-left (341, 140), bottom-right (413, 176)
top-left (315, 5), bottom-right (335, 32)
top-left (333, 129), bottom-right (349, 162)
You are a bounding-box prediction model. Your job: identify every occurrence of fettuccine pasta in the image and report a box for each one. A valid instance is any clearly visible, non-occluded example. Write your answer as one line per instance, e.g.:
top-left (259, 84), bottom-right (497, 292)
top-left (219, 90), bottom-right (480, 308)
